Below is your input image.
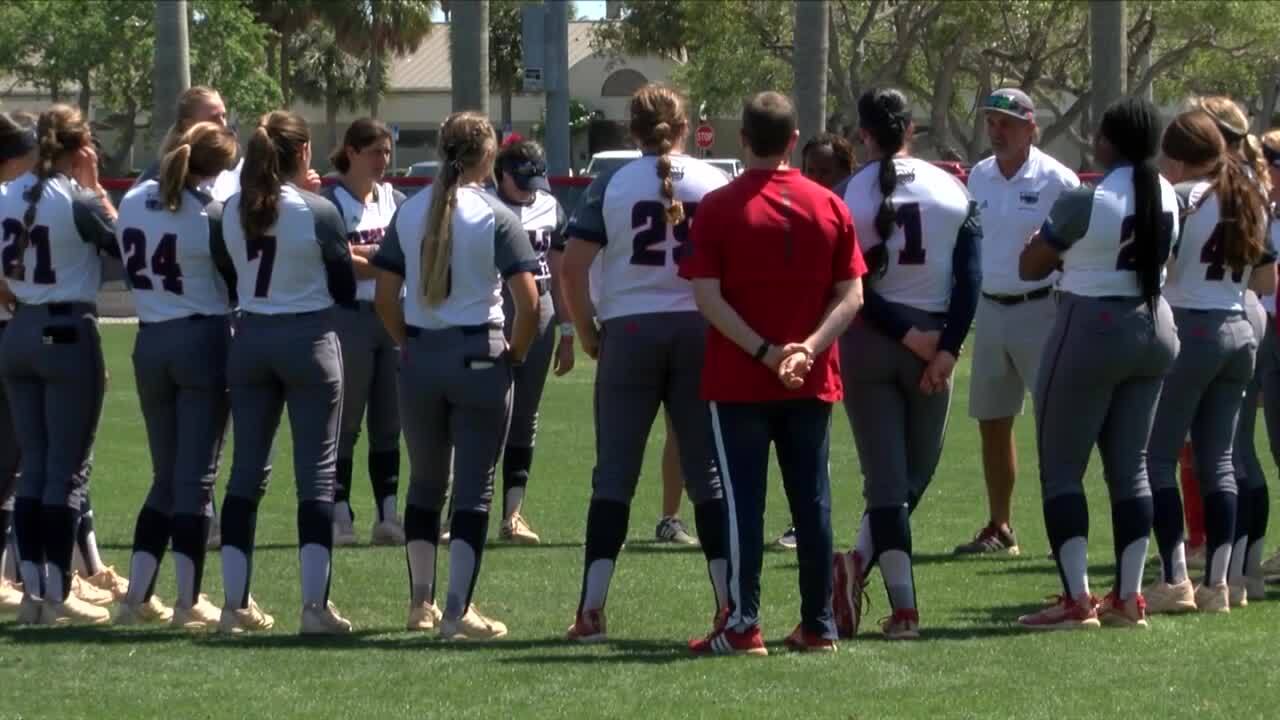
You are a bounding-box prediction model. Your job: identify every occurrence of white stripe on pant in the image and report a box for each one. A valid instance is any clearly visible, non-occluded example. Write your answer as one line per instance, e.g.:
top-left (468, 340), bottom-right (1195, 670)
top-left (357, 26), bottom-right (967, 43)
top-left (709, 401), bottom-right (745, 629)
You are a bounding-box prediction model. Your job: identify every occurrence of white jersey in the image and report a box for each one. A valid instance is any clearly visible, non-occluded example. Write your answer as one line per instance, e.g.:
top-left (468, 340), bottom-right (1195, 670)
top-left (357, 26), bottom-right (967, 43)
top-left (566, 154), bottom-right (728, 320)
top-left (221, 184), bottom-right (353, 314)
top-left (1165, 181), bottom-right (1273, 311)
top-left (843, 157), bottom-right (973, 312)
top-left (490, 187), bottom-right (566, 289)
top-left (372, 184), bottom-right (538, 330)
top-left (1041, 166), bottom-right (1179, 298)
top-left (967, 146), bottom-right (1079, 294)
top-left (115, 180), bottom-right (235, 322)
top-left (134, 158), bottom-right (241, 203)
top-left (322, 181), bottom-right (403, 302)
top-left (0, 172), bottom-right (116, 305)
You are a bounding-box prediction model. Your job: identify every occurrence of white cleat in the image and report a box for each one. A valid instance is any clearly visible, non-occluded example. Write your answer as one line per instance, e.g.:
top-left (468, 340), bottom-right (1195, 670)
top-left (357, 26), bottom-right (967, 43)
top-left (218, 596), bottom-right (275, 634)
top-left (1195, 583), bottom-right (1230, 614)
top-left (15, 595), bottom-right (44, 625)
top-left (300, 601), bottom-right (354, 635)
top-left (172, 594), bottom-right (222, 631)
top-left (371, 517), bottom-right (406, 546)
top-left (114, 595), bottom-right (175, 626)
top-left (1143, 579), bottom-right (1197, 614)
top-left (406, 601), bottom-right (443, 631)
top-left (440, 605), bottom-right (508, 641)
top-left (0, 577), bottom-right (22, 613)
top-left (1228, 582), bottom-right (1248, 608)
top-left (72, 573), bottom-right (116, 607)
top-left (499, 513), bottom-right (541, 545)
top-left (333, 513), bottom-right (358, 547)
top-left (83, 566), bottom-right (129, 601)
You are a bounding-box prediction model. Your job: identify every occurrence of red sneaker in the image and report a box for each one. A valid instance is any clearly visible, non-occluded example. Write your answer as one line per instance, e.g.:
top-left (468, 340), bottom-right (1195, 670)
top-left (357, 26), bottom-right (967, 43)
top-left (879, 608), bottom-right (920, 640)
top-left (832, 550), bottom-right (867, 639)
top-left (688, 616), bottom-right (768, 657)
top-left (1097, 591), bottom-right (1149, 629)
top-left (783, 624), bottom-right (837, 653)
top-left (1017, 593), bottom-right (1100, 631)
top-left (565, 608), bottom-right (607, 643)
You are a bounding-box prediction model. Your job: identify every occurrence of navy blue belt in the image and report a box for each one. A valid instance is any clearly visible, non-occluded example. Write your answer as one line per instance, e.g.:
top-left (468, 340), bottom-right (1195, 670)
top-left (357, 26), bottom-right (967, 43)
top-left (405, 323), bottom-right (500, 338)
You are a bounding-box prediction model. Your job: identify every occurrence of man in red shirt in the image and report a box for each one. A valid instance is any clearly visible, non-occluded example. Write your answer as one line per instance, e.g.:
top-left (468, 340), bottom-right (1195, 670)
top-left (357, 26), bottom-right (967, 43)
top-left (681, 91), bottom-right (866, 655)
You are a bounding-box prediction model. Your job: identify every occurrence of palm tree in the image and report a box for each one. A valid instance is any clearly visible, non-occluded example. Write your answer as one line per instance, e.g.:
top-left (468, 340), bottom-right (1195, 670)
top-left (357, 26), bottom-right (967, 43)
top-left (319, 0), bottom-right (435, 118)
top-left (290, 22), bottom-right (367, 156)
top-left (249, 0), bottom-right (316, 106)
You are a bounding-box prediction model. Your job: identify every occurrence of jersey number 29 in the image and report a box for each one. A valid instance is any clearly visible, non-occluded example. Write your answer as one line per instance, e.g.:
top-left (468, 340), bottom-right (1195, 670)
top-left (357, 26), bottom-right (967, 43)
top-left (121, 228), bottom-right (184, 294)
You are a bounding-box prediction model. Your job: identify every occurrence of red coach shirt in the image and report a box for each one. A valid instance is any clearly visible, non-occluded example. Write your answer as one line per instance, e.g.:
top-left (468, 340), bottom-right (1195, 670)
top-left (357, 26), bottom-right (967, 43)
top-left (679, 168), bottom-right (866, 403)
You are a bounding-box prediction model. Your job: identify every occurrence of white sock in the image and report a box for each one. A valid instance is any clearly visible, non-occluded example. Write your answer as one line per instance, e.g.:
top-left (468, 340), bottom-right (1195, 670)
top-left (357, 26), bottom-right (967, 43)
top-left (173, 551), bottom-right (196, 608)
top-left (126, 551), bottom-right (159, 605)
top-left (1119, 536), bottom-right (1148, 599)
top-left (299, 543), bottom-right (331, 606)
top-left (880, 549), bottom-right (915, 610)
top-left (1058, 537), bottom-right (1090, 598)
top-left (1245, 538), bottom-right (1265, 579)
top-left (582, 558), bottom-right (614, 612)
top-left (19, 560), bottom-right (42, 599)
top-left (44, 562), bottom-right (65, 603)
top-left (503, 487), bottom-right (525, 520)
top-left (853, 518), bottom-right (873, 564)
top-left (380, 494), bottom-right (399, 524)
top-left (1168, 541), bottom-right (1189, 584)
top-left (1208, 543), bottom-right (1233, 587)
top-left (221, 546), bottom-right (250, 609)
top-left (334, 502), bottom-right (353, 527)
top-left (707, 558), bottom-right (728, 610)
top-left (445, 539), bottom-right (477, 619)
top-left (1226, 537), bottom-right (1248, 586)
top-left (1, 539), bottom-right (16, 581)
top-left (406, 539), bottom-right (437, 605)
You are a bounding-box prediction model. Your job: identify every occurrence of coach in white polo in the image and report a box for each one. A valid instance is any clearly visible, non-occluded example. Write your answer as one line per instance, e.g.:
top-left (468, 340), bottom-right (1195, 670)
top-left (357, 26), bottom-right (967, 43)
top-left (953, 88), bottom-right (1079, 557)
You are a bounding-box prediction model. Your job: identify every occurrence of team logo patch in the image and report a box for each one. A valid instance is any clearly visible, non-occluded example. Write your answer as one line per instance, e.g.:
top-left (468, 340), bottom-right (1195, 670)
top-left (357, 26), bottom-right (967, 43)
top-left (896, 169), bottom-right (916, 184)
top-left (1019, 191), bottom-right (1040, 205)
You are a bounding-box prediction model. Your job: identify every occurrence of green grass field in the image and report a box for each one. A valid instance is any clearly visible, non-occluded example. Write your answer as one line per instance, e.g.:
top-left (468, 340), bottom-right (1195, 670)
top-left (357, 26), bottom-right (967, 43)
top-left (2, 324), bottom-right (1279, 719)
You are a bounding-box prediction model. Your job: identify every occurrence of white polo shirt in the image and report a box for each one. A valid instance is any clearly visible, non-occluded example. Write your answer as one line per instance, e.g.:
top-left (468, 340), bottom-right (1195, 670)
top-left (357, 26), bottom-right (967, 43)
top-left (967, 146), bottom-right (1079, 295)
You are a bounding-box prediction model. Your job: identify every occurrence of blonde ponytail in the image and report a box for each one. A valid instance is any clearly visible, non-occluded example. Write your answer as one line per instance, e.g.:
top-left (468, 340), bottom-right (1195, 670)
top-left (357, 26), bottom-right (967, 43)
top-left (159, 143), bottom-right (192, 212)
top-left (420, 112), bottom-right (496, 305)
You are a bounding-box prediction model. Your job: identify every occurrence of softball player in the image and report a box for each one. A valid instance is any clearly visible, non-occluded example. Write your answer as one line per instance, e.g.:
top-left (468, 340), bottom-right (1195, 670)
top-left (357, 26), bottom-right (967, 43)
top-left (1257, 131), bottom-right (1280, 582)
top-left (0, 111), bottom-right (38, 612)
top-left (1016, 97), bottom-right (1179, 630)
top-left (135, 86), bottom-right (241, 204)
top-left (830, 88), bottom-right (981, 640)
top-left (217, 111), bottom-right (356, 635)
top-left (560, 84), bottom-right (730, 642)
top-left (0, 105), bottom-right (119, 626)
top-left (490, 139), bottom-right (571, 544)
top-left (371, 112), bottom-right (539, 639)
top-left (322, 118), bottom-right (406, 547)
top-left (112, 122), bottom-right (239, 629)
top-left (1143, 110), bottom-right (1274, 615)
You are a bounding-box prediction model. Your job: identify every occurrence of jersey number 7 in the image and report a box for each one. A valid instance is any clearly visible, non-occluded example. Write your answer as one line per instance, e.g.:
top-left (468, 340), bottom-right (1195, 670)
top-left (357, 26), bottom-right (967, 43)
top-left (247, 234), bottom-right (277, 298)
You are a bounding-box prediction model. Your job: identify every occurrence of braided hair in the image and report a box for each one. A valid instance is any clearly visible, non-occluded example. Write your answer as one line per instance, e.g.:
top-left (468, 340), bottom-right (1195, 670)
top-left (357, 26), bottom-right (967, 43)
top-left (630, 84), bottom-right (689, 226)
top-left (1099, 97), bottom-right (1165, 311)
top-left (12, 105), bottom-right (91, 280)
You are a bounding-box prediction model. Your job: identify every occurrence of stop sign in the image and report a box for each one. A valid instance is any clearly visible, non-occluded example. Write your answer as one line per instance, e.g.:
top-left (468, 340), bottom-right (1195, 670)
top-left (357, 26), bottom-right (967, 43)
top-left (695, 124), bottom-right (715, 149)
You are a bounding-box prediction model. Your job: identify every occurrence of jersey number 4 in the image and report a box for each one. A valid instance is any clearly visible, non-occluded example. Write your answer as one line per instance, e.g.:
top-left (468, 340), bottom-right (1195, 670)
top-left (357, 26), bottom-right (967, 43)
top-left (0, 218), bottom-right (57, 284)
top-left (1200, 224), bottom-right (1245, 282)
top-left (121, 228), bottom-right (184, 294)
top-left (630, 201), bottom-right (698, 266)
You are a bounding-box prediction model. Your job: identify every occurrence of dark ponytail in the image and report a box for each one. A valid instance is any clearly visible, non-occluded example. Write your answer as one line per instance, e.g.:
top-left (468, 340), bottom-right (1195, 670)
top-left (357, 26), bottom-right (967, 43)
top-left (857, 88), bottom-right (912, 243)
top-left (1100, 97), bottom-right (1164, 310)
top-left (240, 111), bottom-right (309, 240)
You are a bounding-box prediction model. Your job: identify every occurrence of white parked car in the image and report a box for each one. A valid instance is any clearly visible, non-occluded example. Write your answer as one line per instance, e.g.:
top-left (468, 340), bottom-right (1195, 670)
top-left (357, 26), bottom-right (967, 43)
top-left (585, 150), bottom-right (742, 179)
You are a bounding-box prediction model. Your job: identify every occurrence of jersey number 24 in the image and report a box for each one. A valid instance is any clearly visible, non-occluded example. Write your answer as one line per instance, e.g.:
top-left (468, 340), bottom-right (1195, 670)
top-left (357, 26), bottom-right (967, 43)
top-left (121, 228), bottom-right (184, 294)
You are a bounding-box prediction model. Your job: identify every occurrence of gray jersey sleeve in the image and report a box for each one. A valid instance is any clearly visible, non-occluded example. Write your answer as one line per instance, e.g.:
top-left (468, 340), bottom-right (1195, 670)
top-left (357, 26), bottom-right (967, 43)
top-left (481, 194), bottom-right (540, 278)
top-left (550, 198), bottom-right (568, 252)
top-left (392, 188), bottom-right (407, 207)
top-left (371, 209), bottom-right (406, 276)
top-left (1039, 184), bottom-right (1095, 251)
top-left (71, 188), bottom-right (119, 257)
top-left (205, 199), bottom-right (238, 302)
top-left (565, 167), bottom-right (619, 245)
top-left (132, 161), bottom-right (160, 190)
top-left (300, 189), bottom-right (357, 304)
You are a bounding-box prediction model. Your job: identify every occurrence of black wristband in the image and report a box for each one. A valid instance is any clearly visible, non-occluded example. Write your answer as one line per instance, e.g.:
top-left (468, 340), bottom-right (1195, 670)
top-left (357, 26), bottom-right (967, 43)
top-left (753, 342), bottom-right (771, 362)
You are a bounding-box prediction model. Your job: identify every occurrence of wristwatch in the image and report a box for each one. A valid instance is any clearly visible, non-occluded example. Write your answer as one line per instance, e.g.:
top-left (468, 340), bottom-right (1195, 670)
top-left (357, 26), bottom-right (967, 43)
top-left (753, 342), bottom-right (772, 363)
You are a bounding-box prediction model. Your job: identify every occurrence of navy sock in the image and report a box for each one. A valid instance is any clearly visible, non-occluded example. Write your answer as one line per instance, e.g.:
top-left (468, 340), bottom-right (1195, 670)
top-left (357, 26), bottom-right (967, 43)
top-left (368, 449), bottom-right (400, 519)
top-left (13, 498), bottom-right (44, 595)
top-left (1111, 495), bottom-right (1153, 594)
top-left (1152, 488), bottom-right (1184, 584)
top-left (1247, 485), bottom-right (1269, 547)
top-left (221, 495), bottom-right (259, 609)
top-left (502, 445), bottom-right (534, 501)
top-left (131, 506), bottom-right (172, 600)
top-left (693, 499), bottom-right (728, 609)
top-left (404, 504), bottom-right (441, 603)
top-left (42, 506), bottom-right (78, 602)
top-left (170, 513), bottom-right (210, 601)
top-left (335, 456), bottom-right (354, 508)
top-left (1203, 490), bottom-right (1237, 585)
top-left (1044, 493), bottom-right (1089, 596)
top-left (297, 500), bottom-right (335, 605)
top-left (867, 506), bottom-right (912, 562)
top-left (449, 509), bottom-right (489, 612)
top-left (578, 499), bottom-right (629, 612)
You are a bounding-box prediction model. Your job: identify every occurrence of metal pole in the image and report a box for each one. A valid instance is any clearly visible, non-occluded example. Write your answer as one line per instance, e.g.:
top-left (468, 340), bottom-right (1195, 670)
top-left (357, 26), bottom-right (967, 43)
top-left (450, 0), bottom-right (490, 115)
top-left (792, 0), bottom-right (828, 166)
top-left (544, 0), bottom-right (571, 176)
top-left (153, 0), bottom-right (191, 149)
top-left (1089, 0), bottom-right (1126, 130)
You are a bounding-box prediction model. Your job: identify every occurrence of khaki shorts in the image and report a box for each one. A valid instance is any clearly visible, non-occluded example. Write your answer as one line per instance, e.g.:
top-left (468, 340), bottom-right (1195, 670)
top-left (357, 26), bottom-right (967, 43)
top-left (968, 294), bottom-right (1056, 420)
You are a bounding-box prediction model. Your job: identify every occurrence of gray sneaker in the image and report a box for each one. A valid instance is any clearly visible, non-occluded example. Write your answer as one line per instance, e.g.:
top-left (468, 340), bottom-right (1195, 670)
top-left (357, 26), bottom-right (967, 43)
top-left (655, 516), bottom-right (698, 546)
top-left (953, 523), bottom-right (1020, 556)
top-left (776, 526), bottom-right (798, 550)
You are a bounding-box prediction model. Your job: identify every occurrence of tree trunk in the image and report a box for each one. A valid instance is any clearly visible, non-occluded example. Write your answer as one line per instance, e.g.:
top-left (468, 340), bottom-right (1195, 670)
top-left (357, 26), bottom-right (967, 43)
top-left (280, 28), bottom-right (292, 106)
top-left (501, 88), bottom-right (513, 134)
top-left (368, 54), bottom-right (383, 118)
top-left (109, 102), bottom-right (139, 176)
top-left (1257, 62), bottom-right (1280, 132)
top-left (265, 35), bottom-right (279, 91)
top-left (77, 70), bottom-right (92, 118)
top-left (326, 87), bottom-right (339, 160)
